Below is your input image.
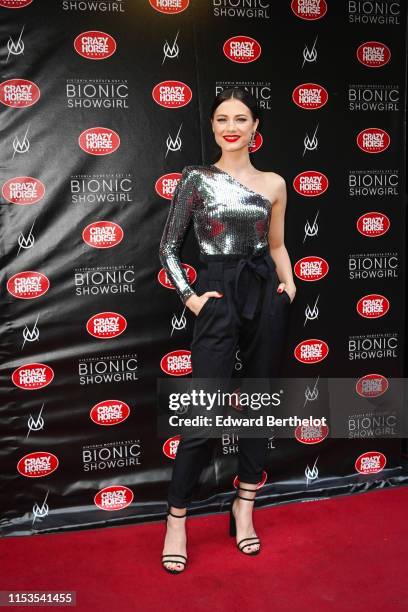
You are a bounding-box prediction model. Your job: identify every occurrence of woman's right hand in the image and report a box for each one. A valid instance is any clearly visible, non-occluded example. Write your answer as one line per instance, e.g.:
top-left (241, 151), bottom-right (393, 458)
top-left (185, 291), bottom-right (223, 316)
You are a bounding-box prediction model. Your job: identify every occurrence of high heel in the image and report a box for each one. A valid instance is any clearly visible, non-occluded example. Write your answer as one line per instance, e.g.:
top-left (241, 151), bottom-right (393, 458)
top-left (229, 486), bottom-right (261, 555)
top-left (162, 509), bottom-right (188, 574)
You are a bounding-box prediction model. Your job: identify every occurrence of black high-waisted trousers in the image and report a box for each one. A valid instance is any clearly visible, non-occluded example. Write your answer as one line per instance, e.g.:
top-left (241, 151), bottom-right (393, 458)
top-left (167, 246), bottom-right (291, 508)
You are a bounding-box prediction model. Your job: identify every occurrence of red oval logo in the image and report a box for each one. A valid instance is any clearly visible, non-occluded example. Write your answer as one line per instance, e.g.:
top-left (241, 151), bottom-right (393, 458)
top-left (152, 80), bottom-right (192, 109)
top-left (74, 31), bottom-right (116, 60)
top-left (7, 271), bottom-right (50, 299)
top-left (294, 256), bottom-right (329, 281)
top-left (149, 0), bottom-right (189, 13)
top-left (155, 172), bottom-right (183, 200)
top-left (293, 170), bottom-right (329, 197)
top-left (357, 41), bottom-right (391, 67)
top-left (356, 294), bottom-right (389, 318)
top-left (0, 0), bottom-right (33, 6)
top-left (294, 339), bottom-right (329, 364)
top-left (82, 221), bottom-right (124, 249)
top-left (78, 127), bottom-right (120, 156)
top-left (223, 35), bottom-right (261, 63)
top-left (355, 374), bottom-right (389, 398)
top-left (94, 485), bottom-right (134, 511)
top-left (292, 83), bottom-right (328, 109)
top-left (291, 0), bottom-right (327, 20)
top-left (158, 264), bottom-right (197, 289)
top-left (357, 128), bottom-right (390, 153)
top-left (162, 435), bottom-right (181, 459)
top-left (2, 176), bottom-right (45, 205)
top-left (249, 130), bottom-right (262, 153)
top-left (12, 362), bottom-right (54, 390)
top-left (86, 312), bottom-right (127, 339)
top-left (355, 451), bottom-right (386, 474)
top-left (295, 423), bottom-right (329, 444)
top-left (0, 78), bottom-right (40, 108)
top-left (90, 400), bottom-right (130, 426)
top-left (233, 470), bottom-right (267, 490)
top-left (17, 452), bottom-right (59, 478)
top-left (160, 349), bottom-right (192, 376)
top-left (357, 212), bottom-right (390, 237)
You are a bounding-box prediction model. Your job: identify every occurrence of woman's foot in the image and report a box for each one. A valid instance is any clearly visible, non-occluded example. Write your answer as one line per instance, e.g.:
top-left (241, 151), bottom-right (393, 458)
top-left (231, 484), bottom-right (260, 554)
top-left (162, 507), bottom-right (187, 572)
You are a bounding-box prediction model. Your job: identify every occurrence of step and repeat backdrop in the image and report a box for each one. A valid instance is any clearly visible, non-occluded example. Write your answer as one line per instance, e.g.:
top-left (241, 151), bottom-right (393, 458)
top-left (0, 0), bottom-right (407, 536)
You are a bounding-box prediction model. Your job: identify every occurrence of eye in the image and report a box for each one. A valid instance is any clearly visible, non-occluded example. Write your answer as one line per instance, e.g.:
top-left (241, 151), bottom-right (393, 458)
top-left (216, 117), bottom-right (248, 122)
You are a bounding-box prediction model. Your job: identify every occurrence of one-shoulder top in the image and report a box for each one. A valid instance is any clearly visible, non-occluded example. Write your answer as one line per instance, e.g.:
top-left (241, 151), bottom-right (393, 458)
top-left (159, 164), bottom-right (272, 304)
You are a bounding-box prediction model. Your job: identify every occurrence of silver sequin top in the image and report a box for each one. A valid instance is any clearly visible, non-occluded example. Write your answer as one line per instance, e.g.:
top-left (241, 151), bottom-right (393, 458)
top-left (159, 164), bottom-right (272, 304)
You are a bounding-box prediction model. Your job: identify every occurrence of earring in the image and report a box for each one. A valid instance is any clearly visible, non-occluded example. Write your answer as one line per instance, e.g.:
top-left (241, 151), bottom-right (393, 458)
top-left (248, 132), bottom-right (255, 148)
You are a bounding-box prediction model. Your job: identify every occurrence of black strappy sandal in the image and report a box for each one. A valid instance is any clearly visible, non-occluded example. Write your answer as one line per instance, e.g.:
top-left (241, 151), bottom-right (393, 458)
top-left (229, 485), bottom-right (261, 555)
top-left (162, 508), bottom-right (188, 574)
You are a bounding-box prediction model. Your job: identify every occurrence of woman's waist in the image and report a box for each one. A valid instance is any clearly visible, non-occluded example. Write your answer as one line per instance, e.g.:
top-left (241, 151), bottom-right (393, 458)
top-left (198, 245), bottom-right (269, 263)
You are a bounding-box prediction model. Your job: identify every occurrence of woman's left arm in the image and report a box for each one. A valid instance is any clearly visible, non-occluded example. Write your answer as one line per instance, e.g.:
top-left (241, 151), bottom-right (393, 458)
top-left (267, 176), bottom-right (297, 303)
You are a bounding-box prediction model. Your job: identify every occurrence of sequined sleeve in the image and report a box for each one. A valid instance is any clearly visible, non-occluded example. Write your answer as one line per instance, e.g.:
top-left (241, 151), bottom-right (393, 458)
top-left (159, 166), bottom-right (197, 305)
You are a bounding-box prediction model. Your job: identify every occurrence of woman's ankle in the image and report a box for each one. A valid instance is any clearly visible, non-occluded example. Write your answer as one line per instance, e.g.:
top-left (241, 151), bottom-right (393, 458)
top-left (168, 505), bottom-right (187, 517)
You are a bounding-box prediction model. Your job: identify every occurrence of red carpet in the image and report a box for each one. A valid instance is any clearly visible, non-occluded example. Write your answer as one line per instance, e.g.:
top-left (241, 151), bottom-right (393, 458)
top-left (1, 487), bottom-right (407, 611)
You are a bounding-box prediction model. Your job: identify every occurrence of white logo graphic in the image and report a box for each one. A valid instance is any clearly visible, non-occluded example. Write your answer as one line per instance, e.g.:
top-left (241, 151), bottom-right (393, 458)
top-left (165, 123), bottom-right (183, 157)
top-left (22, 314), bottom-right (40, 349)
top-left (13, 125), bottom-right (30, 159)
top-left (304, 210), bottom-right (319, 241)
top-left (303, 124), bottom-right (319, 156)
top-left (302, 35), bottom-right (318, 67)
top-left (7, 25), bottom-right (25, 62)
top-left (163, 30), bottom-right (180, 64)
top-left (235, 347), bottom-right (242, 371)
top-left (27, 402), bottom-right (45, 437)
top-left (17, 218), bottom-right (36, 254)
top-left (305, 457), bottom-right (319, 486)
top-left (171, 307), bottom-right (187, 336)
top-left (304, 377), bottom-right (319, 406)
top-left (32, 490), bottom-right (49, 525)
top-left (304, 296), bottom-right (320, 325)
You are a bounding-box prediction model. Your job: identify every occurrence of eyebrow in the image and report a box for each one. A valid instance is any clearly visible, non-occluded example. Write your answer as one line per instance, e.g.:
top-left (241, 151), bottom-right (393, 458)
top-left (215, 114), bottom-right (248, 118)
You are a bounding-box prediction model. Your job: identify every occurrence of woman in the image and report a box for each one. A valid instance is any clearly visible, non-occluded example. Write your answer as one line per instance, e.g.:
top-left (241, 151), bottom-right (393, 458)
top-left (159, 86), bottom-right (296, 573)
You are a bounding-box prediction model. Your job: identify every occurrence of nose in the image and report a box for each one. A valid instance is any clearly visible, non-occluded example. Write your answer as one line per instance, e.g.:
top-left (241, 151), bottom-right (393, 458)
top-left (225, 120), bottom-right (239, 130)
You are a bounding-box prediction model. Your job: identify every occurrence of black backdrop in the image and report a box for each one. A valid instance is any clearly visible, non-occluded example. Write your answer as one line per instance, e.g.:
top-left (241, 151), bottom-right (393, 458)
top-left (0, 0), bottom-right (407, 536)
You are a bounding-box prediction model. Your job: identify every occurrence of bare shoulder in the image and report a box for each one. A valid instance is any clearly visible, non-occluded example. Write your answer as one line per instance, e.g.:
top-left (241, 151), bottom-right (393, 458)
top-left (254, 169), bottom-right (285, 186)
top-left (258, 171), bottom-right (286, 204)
top-left (263, 171), bottom-right (285, 186)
